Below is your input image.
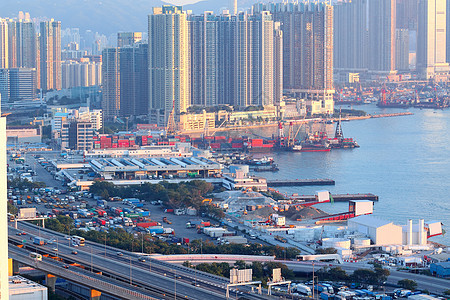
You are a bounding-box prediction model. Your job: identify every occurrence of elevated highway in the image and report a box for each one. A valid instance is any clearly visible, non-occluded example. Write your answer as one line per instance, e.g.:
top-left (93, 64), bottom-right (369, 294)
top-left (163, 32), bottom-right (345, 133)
top-left (9, 222), bottom-right (273, 300)
top-left (9, 246), bottom-right (158, 300)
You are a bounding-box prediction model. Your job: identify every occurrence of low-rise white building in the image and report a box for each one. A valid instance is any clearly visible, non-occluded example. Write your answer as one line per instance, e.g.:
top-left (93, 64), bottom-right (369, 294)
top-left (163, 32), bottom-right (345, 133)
top-left (348, 215), bottom-right (403, 245)
top-left (9, 275), bottom-right (48, 300)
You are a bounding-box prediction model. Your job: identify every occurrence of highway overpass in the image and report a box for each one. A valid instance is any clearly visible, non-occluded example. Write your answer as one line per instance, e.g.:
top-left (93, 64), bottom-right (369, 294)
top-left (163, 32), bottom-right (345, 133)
top-left (9, 222), bottom-right (274, 300)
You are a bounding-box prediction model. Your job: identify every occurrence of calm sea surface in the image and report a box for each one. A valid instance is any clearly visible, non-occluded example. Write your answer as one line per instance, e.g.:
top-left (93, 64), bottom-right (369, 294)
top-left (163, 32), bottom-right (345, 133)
top-left (252, 104), bottom-right (450, 245)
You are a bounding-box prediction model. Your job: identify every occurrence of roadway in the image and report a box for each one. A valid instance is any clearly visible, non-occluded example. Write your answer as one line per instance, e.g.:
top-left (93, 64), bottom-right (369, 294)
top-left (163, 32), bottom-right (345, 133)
top-left (22, 152), bottom-right (65, 189)
top-left (282, 261), bottom-right (450, 294)
top-left (10, 222), bottom-right (274, 300)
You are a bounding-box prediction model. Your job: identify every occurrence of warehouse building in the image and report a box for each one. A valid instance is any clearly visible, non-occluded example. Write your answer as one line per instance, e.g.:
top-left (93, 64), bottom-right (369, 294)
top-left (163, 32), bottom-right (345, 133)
top-left (348, 215), bottom-right (403, 245)
top-left (89, 156), bottom-right (222, 180)
top-left (430, 261), bottom-right (450, 278)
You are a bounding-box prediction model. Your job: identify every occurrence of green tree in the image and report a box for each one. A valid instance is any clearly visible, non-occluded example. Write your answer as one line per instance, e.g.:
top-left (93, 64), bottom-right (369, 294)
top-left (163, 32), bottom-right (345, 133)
top-left (351, 269), bottom-right (377, 284)
top-left (234, 260), bottom-right (247, 270)
top-left (398, 279), bottom-right (417, 290)
top-left (7, 201), bottom-right (18, 215)
top-left (317, 267), bottom-right (349, 281)
top-left (374, 265), bottom-right (390, 284)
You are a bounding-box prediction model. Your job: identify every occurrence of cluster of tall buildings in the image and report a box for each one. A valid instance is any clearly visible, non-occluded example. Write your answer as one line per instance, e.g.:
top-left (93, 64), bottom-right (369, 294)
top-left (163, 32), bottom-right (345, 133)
top-left (0, 16), bottom-right (61, 101)
top-left (0, 14), bottom-right (102, 103)
top-left (103, 3), bottom-right (334, 125)
top-left (333, 0), bottom-right (450, 79)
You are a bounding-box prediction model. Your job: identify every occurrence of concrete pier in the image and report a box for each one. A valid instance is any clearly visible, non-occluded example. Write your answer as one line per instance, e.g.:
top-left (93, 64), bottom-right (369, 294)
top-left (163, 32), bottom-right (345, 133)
top-left (267, 179), bottom-right (335, 187)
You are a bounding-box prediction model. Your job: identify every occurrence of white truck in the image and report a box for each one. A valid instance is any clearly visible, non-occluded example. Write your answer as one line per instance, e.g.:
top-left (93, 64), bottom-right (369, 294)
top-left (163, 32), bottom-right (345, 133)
top-left (294, 284), bottom-right (312, 296)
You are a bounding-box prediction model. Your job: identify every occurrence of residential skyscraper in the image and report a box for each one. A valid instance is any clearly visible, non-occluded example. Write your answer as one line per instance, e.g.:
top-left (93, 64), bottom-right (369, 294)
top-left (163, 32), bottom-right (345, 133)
top-left (101, 43), bottom-right (148, 119)
top-left (333, 0), bottom-right (368, 72)
top-left (417, 0), bottom-right (449, 79)
top-left (230, 0), bottom-right (238, 15)
top-left (189, 10), bottom-right (282, 108)
top-left (1, 68), bottom-right (37, 101)
top-left (396, 0), bottom-right (418, 30)
top-left (101, 48), bottom-right (120, 118)
top-left (0, 18), bottom-right (36, 69)
top-left (119, 43), bottom-right (149, 117)
top-left (0, 106), bottom-right (8, 299)
top-left (395, 29), bottom-right (410, 71)
top-left (61, 59), bottom-right (102, 89)
top-left (256, 2), bottom-right (334, 114)
top-left (368, 0), bottom-right (396, 73)
top-left (117, 32), bottom-right (142, 47)
top-left (40, 20), bottom-right (61, 90)
top-left (148, 6), bottom-right (189, 126)
top-left (0, 19), bottom-right (8, 69)
top-left (447, 0), bottom-right (450, 64)
top-left (189, 12), bottom-right (218, 107)
top-left (217, 13), bottom-right (236, 106)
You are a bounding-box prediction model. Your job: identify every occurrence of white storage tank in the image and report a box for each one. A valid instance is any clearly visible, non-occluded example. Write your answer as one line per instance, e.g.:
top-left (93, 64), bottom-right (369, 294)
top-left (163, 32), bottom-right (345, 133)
top-left (322, 238), bottom-right (351, 249)
top-left (353, 238), bottom-right (371, 246)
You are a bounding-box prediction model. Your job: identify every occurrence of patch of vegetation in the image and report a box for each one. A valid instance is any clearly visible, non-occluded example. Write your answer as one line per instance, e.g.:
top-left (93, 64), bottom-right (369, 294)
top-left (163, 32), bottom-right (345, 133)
top-left (89, 180), bottom-right (214, 210)
top-left (8, 178), bottom-right (46, 189)
top-left (261, 190), bottom-right (286, 200)
top-left (316, 264), bottom-right (389, 286)
top-left (397, 279), bottom-right (417, 290)
top-left (8, 201), bottom-right (18, 215)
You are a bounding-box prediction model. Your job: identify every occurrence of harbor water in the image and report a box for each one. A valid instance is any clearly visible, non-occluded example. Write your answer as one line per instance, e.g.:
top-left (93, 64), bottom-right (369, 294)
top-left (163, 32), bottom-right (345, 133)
top-left (253, 104), bottom-right (450, 245)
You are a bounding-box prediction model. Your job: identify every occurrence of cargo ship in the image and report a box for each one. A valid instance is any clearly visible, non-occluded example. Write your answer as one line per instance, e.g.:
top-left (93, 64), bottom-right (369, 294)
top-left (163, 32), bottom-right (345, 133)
top-left (293, 132), bottom-right (331, 152)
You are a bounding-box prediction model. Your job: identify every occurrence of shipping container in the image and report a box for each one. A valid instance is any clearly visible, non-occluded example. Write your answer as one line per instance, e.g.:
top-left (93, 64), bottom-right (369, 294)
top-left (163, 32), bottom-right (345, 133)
top-left (136, 222), bottom-right (159, 228)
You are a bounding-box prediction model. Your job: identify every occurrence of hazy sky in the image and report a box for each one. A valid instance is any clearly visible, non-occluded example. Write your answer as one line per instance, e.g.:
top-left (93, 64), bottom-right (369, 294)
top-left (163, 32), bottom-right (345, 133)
top-left (164, 0), bottom-right (203, 4)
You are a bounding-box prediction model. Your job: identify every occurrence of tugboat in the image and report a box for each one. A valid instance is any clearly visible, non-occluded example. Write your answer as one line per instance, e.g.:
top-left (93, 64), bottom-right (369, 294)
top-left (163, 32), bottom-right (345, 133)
top-left (245, 156), bottom-right (274, 166)
top-left (328, 114), bottom-right (359, 149)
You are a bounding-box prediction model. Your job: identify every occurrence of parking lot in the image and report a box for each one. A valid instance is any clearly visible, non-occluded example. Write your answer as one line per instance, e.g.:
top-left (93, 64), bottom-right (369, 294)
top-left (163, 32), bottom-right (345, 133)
top-left (8, 151), bottom-right (225, 246)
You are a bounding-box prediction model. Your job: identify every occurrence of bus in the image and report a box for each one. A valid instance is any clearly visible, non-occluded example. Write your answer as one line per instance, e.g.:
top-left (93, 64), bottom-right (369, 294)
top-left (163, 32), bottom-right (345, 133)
top-left (29, 252), bottom-right (42, 261)
top-left (71, 236), bottom-right (85, 246)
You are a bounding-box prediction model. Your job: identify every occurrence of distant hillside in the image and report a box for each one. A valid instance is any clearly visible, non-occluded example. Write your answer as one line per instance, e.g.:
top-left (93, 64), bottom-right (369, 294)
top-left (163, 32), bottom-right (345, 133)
top-left (0, 0), bottom-right (279, 35)
top-left (0, 0), bottom-right (165, 34)
top-left (185, 0), bottom-right (266, 14)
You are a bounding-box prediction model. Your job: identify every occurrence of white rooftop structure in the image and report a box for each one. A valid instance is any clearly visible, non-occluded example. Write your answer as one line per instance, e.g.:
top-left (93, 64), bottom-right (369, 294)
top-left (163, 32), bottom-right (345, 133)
top-left (349, 215), bottom-right (392, 227)
top-left (348, 215), bottom-right (403, 245)
top-left (9, 275), bottom-right (48, 300)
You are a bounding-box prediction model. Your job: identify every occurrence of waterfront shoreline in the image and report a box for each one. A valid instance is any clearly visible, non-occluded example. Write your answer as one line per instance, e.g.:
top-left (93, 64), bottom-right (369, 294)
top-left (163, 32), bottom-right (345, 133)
top-left (180, 112), bottom-right (414, 135)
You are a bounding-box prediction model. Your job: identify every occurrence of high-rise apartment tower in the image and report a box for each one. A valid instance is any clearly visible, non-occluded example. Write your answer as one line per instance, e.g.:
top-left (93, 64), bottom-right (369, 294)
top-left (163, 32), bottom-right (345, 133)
top-left (148, 6), bottom-right (189, 126)
top-left (40, 20), bottom-right (61, 90)
top-left (417, 0), bottom-right (449, 78)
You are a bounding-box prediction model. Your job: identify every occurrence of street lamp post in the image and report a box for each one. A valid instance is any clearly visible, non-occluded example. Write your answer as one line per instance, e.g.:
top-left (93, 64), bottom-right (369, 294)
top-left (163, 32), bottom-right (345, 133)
top-left (129, 256), bottom-right (132, 285)
top-left (90, 245), bottom-right (93, 272)
top-left (312, 262), bottom-right (315, 300)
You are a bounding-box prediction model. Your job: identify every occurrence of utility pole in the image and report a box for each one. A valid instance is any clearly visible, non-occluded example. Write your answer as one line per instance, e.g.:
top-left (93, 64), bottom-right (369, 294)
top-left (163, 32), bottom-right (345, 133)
top-left (312, 262), bottom-right (315, 300)
top-left (104, 235), bottom-right (107, 258)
